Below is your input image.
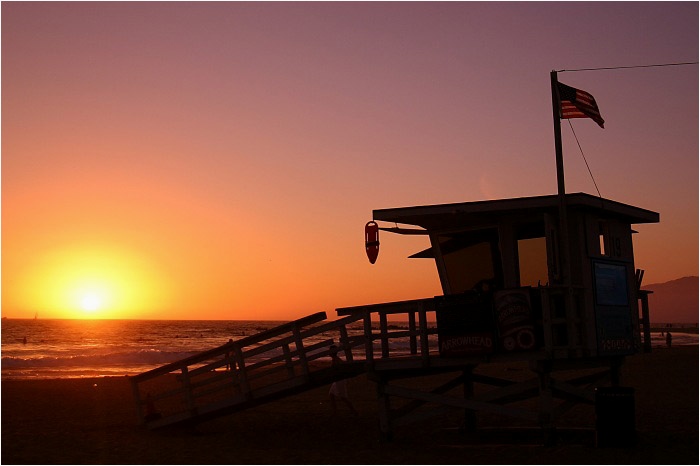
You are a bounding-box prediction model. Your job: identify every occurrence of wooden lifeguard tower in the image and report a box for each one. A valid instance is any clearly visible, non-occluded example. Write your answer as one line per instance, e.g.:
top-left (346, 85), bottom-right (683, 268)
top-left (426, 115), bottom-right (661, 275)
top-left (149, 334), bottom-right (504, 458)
top-left (130, 72), bottom-right (659, 445)
top-left (338, 192), bottom-right (658, 443)
top-left (371, 192), bottom-right (659, 359)
top-left (335, 72), bottom-right (660, 443)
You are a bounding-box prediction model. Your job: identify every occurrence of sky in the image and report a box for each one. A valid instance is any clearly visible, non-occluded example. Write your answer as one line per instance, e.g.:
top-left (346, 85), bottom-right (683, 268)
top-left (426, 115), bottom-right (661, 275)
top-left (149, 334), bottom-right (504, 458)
top-left (2, 2), bottom-right (698, 320)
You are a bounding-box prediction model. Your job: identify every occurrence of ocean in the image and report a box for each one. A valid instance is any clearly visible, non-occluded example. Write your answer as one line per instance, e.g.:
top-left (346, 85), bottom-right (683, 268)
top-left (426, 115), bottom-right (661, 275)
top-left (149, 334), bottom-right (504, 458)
top-left (1, 319), bottom-right (306, 379)
top-left (2, 319), bottom-right (697, 380)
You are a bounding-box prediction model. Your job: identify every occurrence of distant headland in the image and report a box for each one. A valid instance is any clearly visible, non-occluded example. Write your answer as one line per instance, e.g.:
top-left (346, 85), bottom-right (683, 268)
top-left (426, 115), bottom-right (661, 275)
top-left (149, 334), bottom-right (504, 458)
top-left (643, 276), bottom-right (699, 324)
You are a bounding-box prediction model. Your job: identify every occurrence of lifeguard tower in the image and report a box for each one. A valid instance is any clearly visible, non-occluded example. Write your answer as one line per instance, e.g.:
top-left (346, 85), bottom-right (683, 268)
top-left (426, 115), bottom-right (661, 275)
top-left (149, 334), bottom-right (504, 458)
top-left (335, 192), bottom-right (659, 443)
top-left (371, 192), bottom-right (658, 360)
top-left (130, 73), bottom-right (660, 445)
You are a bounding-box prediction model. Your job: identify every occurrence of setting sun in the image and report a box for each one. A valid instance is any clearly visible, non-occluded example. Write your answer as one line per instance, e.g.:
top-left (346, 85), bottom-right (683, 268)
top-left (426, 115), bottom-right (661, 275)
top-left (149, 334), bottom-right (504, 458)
top-left (9, 242), bottom-right (171, 319)
top-left (79, 292), bottom-right (103, 314)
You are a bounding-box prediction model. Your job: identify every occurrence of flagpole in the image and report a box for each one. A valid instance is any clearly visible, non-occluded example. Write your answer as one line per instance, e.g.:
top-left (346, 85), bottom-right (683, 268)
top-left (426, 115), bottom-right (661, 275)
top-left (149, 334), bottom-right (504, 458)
top-left (551, 71), bottom-right (572, 284)
top-left (551, 70), bottom-right (566, 198)
top-left (551, 70), bottom-right (578, 348)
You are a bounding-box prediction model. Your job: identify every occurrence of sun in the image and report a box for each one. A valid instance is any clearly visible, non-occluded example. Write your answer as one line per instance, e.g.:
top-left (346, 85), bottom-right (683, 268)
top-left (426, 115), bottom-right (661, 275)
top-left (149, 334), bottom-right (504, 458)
top-left (74, 283), bottom-right (111, 316)
top-left (16, 243), bottom-right (172, 319)
top-left (80, 293), bottom-right (103, 313)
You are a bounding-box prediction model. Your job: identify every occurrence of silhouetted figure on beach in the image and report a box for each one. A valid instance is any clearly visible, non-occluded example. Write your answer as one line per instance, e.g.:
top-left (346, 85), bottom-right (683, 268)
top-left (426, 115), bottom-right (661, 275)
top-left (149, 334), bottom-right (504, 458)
top-left (666, 332), bottom-right (673, 348)
top-left (328, 345), bottom-right (358, 416)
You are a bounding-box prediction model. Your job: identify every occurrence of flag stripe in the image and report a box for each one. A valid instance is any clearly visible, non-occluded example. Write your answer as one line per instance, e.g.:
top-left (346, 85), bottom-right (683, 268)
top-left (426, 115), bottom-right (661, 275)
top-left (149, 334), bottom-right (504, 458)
top-left (557, 82), bottom-right (605, 128)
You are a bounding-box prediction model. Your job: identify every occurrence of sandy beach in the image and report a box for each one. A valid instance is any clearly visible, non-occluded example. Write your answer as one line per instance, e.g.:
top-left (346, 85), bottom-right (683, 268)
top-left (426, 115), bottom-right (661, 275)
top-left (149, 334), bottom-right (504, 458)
top-left (2, 345), bottom-right (697, 464)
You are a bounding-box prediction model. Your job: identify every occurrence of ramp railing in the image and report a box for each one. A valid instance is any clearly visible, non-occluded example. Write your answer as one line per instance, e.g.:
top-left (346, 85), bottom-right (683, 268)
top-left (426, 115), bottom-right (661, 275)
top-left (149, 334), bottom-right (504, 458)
top-left (130, 311), bottom-right (366, 428)
top-left (336, 297), bottom-right (439, 367)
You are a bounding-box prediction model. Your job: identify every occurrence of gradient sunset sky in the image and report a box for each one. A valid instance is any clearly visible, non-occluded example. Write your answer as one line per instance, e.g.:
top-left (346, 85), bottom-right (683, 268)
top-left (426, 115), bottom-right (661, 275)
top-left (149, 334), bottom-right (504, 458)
top-left (2, 2), bottom-right (697, 320)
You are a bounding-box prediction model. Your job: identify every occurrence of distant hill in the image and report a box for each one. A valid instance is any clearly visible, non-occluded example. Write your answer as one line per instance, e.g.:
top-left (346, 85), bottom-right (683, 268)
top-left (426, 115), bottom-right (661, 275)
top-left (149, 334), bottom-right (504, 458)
top-left (642, 276), bottom-right (699, 324)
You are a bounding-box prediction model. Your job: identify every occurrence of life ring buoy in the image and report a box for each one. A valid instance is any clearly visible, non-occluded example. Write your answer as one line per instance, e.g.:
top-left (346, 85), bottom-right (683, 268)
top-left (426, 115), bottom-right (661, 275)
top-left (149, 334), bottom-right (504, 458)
top-left (517, 329), bottom-right (536, 350)
top-left (503, 336), bottom-right (516, 351)
top-left (365, 221), bottom-right (380, 264)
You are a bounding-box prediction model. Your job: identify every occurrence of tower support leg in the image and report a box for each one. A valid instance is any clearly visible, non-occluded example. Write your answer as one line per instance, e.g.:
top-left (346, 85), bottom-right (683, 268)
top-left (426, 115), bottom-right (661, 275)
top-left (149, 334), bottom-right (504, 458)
top-left (376, 375), bottom-right (393, 442)
top-left (462, 368), bottom-right (477, 432)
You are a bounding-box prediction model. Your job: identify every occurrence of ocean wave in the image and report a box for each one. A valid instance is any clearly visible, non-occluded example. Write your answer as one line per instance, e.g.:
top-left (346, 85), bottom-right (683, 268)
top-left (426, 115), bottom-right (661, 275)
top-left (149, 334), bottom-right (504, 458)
top-left (1, 349), bottom-right (200, 369)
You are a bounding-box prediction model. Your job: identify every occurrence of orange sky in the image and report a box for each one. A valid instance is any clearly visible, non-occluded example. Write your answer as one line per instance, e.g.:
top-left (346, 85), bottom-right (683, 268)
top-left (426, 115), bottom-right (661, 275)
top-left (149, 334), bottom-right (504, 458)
top-left (2, 3), bottom-right (698, 320)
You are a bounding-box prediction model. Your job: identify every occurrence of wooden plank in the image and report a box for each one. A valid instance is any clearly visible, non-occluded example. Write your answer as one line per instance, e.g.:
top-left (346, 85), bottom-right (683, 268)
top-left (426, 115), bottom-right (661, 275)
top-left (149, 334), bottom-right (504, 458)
top-left (472, 378), bottom-right (539, 404)
top-left (245, 338), bottom-right (335, 372)
top-left (392, 373), bottom-right (466, 419)
top-left (233, 311), bottom-right (328, 346)
top-left (130, 340), bottom-right (236, 382)
top-left (245, 362), bottom-right (288, 382)
top-left (250, 375), bottom-right (309, 399)
top-left (187, 368), bottom-right (231, 388)
top-left (186, 357), bottom-right (230, 378)
top-left (471, 373), bottom-right (518, 388)
top-left (148, 384), bottom-right (188, 403)
top-left (393, 405), bottom-right (454, 427)
top-left (146, 409), bottom-right (199, 430)
top-left (382, 383), bottom-right (539, 422)
top-left (550, 378), bottom-right (595, 403)
top-left (191, 380), bottom-right (236, 401)
top-left (564, 368), bottom-right (610, 387)
top-left (336, 297), bottom-right (434, 316)
top-left (237, 317), bottom-right (363, 360)
top-left (299, 313), bottom-right (364, 334)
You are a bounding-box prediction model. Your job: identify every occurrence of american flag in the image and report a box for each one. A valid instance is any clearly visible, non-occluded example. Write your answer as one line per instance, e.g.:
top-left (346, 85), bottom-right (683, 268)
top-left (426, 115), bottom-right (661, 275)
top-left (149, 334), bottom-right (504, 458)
top-left (557, 82), bottom-right (605, 128)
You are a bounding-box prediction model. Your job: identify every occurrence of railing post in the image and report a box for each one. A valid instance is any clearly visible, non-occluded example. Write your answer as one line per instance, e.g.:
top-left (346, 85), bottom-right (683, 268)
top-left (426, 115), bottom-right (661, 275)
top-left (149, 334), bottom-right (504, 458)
top-left (376, 374), bottom-right (393, 442)
top-left (339, 325), bottom-right (353, 362)
top-left (542, 289), bottom-right (554, 354)
top-left (181, 366), bottom-right (195, 413)
top-left (130, 378), bottom-right (144, 423)
top-left (225, 339), bottom-right (234, 371)
top-left (419, 307), bottom-right (430, 365)
top-left (463, 367), bottom-right (477, 432)
top-left (282, 343), bottom-right (296, 378)
top-left (292, 324), bottom-right (309, 377)
top-left (408, 311), bottom-right (417, 355)
top-left (380, 312), bottom-right (389, 358)
top-left (364, 312), bottom-right (374, 366)
top-left (232, 343), bottom-right (252, 399)
top-left (533, 359), bottom-right (554, 442)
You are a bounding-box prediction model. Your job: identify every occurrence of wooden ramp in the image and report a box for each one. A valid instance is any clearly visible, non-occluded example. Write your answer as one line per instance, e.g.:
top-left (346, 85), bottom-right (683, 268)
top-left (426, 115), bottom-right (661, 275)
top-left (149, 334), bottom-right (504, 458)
top-left (130, 311), bottom-right (367, 429)
top-left (131, 298), bottom-right (630, 444)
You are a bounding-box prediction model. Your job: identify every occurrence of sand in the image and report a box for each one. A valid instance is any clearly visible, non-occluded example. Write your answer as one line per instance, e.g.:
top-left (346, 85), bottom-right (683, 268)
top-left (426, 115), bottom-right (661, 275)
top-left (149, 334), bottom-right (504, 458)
top-left (2, 346), bottom-right (698, 465)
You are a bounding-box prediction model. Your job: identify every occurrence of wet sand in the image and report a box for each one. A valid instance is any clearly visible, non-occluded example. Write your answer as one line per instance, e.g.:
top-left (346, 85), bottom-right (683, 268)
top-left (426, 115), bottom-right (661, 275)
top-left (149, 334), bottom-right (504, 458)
top-left (2, 346), bottom-right (698, 464)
